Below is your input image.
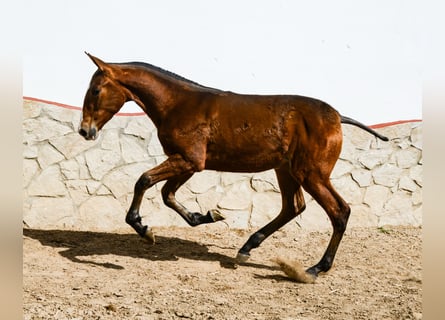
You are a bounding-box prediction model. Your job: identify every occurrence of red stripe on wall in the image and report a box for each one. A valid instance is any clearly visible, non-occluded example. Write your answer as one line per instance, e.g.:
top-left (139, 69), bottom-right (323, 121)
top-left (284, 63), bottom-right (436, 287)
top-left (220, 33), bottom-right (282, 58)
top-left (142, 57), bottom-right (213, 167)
top-left (23, 96), bottom-right (147, 117)
top-left (369, 120), bottom-right (422, 129)
top-left (23, 96), bottom-right (421, 126)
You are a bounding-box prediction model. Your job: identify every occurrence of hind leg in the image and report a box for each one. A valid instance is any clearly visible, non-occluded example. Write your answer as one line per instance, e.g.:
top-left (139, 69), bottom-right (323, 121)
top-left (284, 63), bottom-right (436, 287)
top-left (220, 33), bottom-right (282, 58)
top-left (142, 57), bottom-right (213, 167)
top-left (161, 174), bottom-right (225, 226)
top-left (237, 167), bottom-right (306, 262)
top-left (303, 176), bottom-right (351, 277)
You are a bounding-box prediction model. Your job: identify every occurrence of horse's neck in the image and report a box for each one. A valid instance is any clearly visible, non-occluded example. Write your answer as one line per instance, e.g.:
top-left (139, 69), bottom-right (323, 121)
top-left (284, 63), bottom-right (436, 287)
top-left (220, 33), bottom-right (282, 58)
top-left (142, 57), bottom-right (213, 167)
top-left (121, 68), bottom-right (180, 126)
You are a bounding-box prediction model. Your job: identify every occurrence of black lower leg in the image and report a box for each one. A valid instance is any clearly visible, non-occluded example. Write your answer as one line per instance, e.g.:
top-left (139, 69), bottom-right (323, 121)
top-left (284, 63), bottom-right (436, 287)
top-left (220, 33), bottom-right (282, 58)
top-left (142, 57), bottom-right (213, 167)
top-left (238, 232), bottom-right (266, 257)
top-left (306, 255), bottom-right (334, 276)
top-left (187, 210), bottom-right (224, 226)
top-left (303, 179), bottom-right (350, 278)
top-left (306, 226), bottom-right (346, 277)
top-left (125, 210), bottom-right (147, 237)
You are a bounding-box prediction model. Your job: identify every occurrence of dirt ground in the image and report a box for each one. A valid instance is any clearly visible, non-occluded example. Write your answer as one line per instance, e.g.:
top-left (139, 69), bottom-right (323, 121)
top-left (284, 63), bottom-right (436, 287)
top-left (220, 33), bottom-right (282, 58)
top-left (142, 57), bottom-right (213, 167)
top-left (23, 224), bottom-right (422, 320)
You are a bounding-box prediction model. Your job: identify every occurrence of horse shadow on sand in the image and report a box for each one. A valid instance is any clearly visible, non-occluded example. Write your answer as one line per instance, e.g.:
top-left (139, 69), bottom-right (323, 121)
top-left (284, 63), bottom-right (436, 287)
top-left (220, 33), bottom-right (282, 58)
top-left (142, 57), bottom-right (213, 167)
top-left (23, 228), bottom-right (277, 273)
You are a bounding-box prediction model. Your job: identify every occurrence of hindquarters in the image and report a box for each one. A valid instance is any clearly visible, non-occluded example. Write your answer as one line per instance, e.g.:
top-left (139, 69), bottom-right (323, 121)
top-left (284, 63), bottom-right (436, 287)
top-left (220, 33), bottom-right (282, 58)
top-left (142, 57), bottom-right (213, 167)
top-left (286, 100), bottom-right (343, 182)
top-left (287, 107), bottom-right (351, 276)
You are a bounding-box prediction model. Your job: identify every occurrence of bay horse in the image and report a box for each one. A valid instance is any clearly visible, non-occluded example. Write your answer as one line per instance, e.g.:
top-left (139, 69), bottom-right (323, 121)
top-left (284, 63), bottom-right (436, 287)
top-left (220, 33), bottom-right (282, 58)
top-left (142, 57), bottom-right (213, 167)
top-left (79, 53), bottom-right (388, 280)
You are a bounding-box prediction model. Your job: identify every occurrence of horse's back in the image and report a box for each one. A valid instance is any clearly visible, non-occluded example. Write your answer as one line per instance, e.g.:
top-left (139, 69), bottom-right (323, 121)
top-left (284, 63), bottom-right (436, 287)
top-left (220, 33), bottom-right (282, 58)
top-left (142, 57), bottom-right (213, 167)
top-left (200, 92), bottom-right (342, 172)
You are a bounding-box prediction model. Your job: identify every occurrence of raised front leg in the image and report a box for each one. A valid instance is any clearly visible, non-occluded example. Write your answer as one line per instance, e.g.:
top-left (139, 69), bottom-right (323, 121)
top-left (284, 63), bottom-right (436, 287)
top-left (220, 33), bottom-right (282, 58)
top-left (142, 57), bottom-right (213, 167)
top-left (126, 154), bottom-right (195, 243)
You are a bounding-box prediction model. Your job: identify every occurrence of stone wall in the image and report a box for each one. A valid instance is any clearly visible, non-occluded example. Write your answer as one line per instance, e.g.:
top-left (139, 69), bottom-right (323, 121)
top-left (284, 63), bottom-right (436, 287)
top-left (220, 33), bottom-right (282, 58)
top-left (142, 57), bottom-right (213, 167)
top-left (23, 99), bottom-right (422, 231)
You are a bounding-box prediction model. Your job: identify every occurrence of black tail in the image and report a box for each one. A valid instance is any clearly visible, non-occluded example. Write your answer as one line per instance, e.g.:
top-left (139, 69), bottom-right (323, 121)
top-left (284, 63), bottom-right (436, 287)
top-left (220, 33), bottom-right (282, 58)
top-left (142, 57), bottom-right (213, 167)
top-left (340, 116), bottom-right (389, 141)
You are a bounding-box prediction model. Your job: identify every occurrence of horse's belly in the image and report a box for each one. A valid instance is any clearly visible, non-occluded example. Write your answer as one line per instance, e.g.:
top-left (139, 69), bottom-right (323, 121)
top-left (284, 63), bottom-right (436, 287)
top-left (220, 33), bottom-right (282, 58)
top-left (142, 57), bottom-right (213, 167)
top-left (204, 147), bottom-right (285, 173)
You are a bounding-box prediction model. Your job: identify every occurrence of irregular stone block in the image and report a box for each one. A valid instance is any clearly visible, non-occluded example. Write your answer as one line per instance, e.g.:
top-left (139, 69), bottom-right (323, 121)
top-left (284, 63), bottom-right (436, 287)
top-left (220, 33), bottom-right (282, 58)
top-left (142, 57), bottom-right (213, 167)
top-left (102, 162), bottom-right (154, 199)
top-left (78, 196), bottom-right (127, 230)
top-left (197, 189), bottom-right (224, 213)
top-left (342, 126), bottom-right (372, 150)
top-left (339, 138), bottom-right (357, 161)
top-left (372, 164), bottom-right (403, 187)
top-left (379, 191), bottom-right (421, 226)
top-left (358, 149), bottom-right (392, 170)
top-left (187, 171), bottom-right (220, 194)
top-left (86, 181), bottom-right (102, 195)
top-left (381, 190), bottom-right (414, 225)
top-left (23, 117), bottom-right (72, 142)
top-left (101, 129), bottom-right (121, 151)
top-left (221, 172), bottom-right (251, 187)
top-left (413, 207), bottom-right (422, 226)
top-left (75, 154), bottom-right (91, 180)
top-left (143, 197), bottom-right (189, 227)
top-left (59, 159), bottom-right (79, 180)
top-left (24, 197), bottom-right (75, 228)
top-left (23, 101), bottom-right (42, 118)
top-left (409, 165), bottom-right (422, 186)
top-left (379, 122), bottom-right (413, 140)
top-left (251, 170), bottom-right (279, 192)
top-left (96, 185), bottom-right (112, 196)
top-left (147, 144), bottom-right (165, 157)
top-left (46, 105), bottom-right (77, 123)
top-left (219, 209), bottom-right (251, 229)
top-left (28, 165), bottom-right (67, 196)
top-left (410, 124), bottom-right (422, 150)
top-left (65, 180), bottom-right (90, 205)
top-left (84, 148), bottom-right (122, 180)
top-left (120, 135), bottom-right (150, 163)
top-left (23, 159), bottom-right (39, 188)
top-left (295, 200), bottom-right (330, 231)
top-left (102, 115), bottom-right (128, 129)
top-left (412, 188), bottom-right (422, 206)
top-left (364, 185), bottom-right (390, 216)
top-left (351, 169), bottom-right (373, 187)
top-left (332, 175), bottom-right (364, 205)
top-left (50, 132), bottom-right (98, 159)
top-left (331, 160), bottom-right (354, 179)
top-left (250, 193), bottom-right (282, 227)
top-left (399, 176), bottom-right (418, 192)
top-left (23, 143), bottom-right (38, 159)
top-left (37, 144), bottom-right (65, 169)
top-left (397, 139), bottom-right (411, 150)
top-left (218, 182), bottom-right (253, 211)
top-left (395, 148), bottom-right (421, 169)
top-left (124, 118), bottom-right (152, 140)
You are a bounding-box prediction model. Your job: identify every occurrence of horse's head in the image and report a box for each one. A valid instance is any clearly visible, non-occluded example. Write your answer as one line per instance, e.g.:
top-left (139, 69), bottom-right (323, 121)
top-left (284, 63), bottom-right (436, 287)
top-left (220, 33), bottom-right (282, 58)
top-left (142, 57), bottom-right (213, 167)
top-left (79, 53), bottom-right (130, 140)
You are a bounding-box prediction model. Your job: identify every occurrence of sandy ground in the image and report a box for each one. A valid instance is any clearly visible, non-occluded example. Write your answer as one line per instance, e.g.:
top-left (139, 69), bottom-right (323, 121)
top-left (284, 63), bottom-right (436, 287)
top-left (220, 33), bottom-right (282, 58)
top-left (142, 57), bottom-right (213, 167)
top-left (23, 225), bottom-right (422, 320)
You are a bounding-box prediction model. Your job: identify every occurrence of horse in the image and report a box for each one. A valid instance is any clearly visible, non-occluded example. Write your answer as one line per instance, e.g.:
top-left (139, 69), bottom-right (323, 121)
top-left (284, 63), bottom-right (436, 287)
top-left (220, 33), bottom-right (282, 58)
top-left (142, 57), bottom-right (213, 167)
top-left (79, 52), bottom-right (388, 280)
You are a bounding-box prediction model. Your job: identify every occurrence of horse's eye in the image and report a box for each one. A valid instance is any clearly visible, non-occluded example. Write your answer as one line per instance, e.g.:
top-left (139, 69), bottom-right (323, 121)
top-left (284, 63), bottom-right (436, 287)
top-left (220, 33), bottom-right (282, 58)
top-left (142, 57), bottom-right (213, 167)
top-left (92, 88), bottom-right (100, 96)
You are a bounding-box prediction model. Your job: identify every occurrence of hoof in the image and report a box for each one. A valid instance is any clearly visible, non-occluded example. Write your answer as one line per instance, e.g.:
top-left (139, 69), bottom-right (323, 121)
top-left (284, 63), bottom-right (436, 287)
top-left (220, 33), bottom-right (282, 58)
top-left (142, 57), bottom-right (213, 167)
top-left (235, 252), bottom-right (250, 264)
top-left (305, 267), bottom-right (318, 278)
top-left (142, 227), bottom-right (155, 244)
top-left (208, 209), bottom-right (225, 222)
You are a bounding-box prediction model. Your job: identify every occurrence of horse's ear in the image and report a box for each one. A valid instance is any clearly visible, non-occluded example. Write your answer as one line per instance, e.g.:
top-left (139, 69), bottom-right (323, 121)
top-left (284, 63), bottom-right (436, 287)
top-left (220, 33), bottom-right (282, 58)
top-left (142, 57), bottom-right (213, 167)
top-left (85, 52), bottom-right (113, 75)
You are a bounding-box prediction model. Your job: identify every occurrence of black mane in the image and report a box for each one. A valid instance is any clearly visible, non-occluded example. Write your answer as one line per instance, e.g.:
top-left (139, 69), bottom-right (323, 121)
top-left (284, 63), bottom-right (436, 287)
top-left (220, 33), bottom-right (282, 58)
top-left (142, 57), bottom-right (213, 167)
top-left (120, 61), bottom-right (220, 92)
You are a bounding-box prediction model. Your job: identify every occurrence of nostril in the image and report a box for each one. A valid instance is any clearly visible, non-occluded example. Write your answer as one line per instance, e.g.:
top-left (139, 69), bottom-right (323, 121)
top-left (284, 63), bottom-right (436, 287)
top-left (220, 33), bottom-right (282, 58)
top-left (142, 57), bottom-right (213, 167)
top-left (79, 128), bottom-right (87, 137)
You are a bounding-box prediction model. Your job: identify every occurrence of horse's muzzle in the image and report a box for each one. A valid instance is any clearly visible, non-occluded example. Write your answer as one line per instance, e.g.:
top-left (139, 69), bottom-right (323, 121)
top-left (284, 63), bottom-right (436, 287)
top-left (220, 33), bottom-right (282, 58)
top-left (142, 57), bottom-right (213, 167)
top-left (78, 127), bottom-right (97, 140)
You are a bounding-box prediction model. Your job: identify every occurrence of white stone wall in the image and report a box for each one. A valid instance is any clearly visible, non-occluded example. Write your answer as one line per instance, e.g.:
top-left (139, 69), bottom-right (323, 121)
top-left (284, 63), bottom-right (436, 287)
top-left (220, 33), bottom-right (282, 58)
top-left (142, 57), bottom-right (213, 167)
top-left (23, 99), bottom-right (422, 231)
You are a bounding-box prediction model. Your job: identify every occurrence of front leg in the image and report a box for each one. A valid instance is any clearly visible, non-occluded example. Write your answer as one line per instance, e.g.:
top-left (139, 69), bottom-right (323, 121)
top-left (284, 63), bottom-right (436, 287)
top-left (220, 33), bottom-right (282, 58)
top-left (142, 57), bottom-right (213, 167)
top-left (125, 154), bottom-right (195, 242)
top-left (125, 209), bottom-right (155, 243)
